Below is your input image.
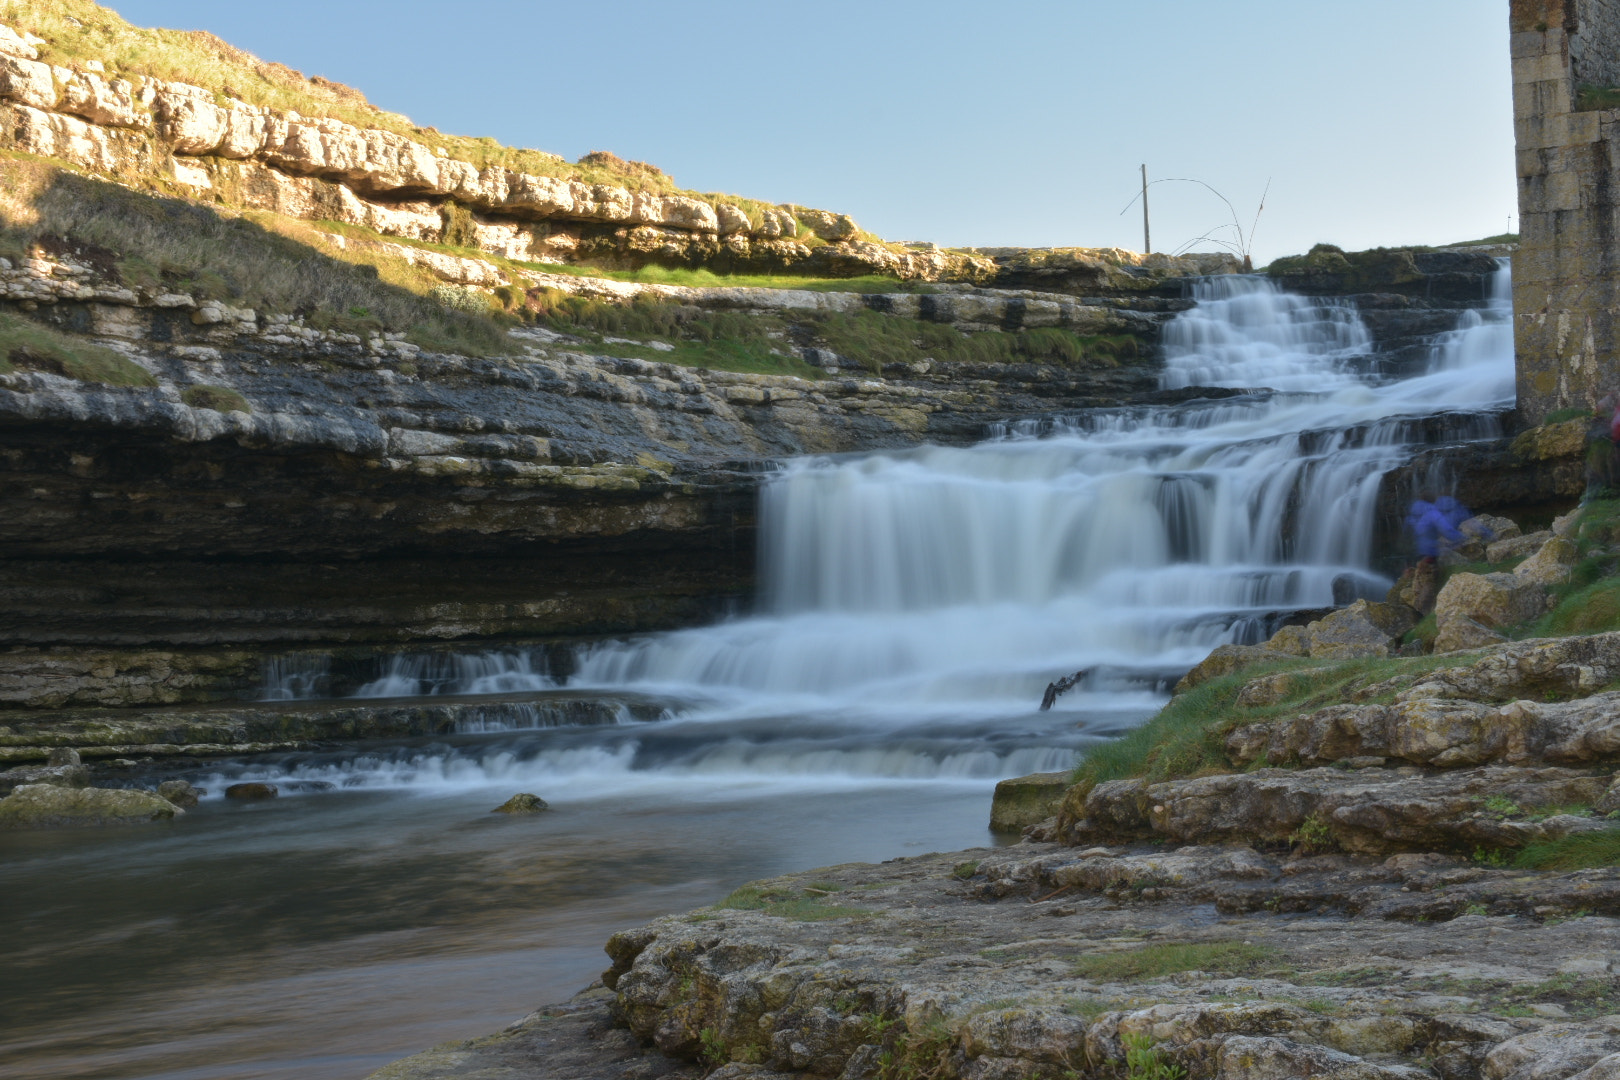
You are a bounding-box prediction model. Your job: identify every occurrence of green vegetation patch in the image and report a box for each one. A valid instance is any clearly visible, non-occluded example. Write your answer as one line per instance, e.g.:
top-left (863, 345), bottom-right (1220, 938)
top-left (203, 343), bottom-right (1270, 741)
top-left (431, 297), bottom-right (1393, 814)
top-left (181, 384), bottom-right (250, 413)
top-left (814, 309), bottom-right (1139, 372)
top-left (1073, 940), bottom-right (1275, 982)
top-left (715, 884), bottom-right (868, 921)
top-left (1578, 85), bottom-right (1620, 111)
top-left (0, 312), bottom-right (154, 386)
top-left (1514, 829), bottom-right (1620, 872)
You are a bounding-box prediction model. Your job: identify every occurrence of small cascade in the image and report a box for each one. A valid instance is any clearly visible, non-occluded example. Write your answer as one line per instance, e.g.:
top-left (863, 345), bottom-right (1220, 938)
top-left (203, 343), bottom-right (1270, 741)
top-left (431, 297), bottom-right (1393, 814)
top-left (354, 651), bottom-right (557, 698)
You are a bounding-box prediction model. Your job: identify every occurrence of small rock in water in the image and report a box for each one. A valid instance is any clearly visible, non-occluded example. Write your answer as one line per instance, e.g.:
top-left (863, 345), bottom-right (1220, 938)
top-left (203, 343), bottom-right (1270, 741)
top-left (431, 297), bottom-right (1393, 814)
top-left (158, 780), bottom-right (203, 807)
top-left (491, 793), bottom-right (549, 814)
top-left (47, 747), bottom-right (81, 767)
top-left (225, 782), bottom-right (278, 801)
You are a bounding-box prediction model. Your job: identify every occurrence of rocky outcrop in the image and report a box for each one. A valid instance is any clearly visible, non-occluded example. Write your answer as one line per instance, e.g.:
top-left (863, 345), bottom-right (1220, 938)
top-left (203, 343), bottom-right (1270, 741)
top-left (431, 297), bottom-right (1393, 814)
top-left (0, 16), bottom-right (993, 282)
top-left (376, 845), bottom-right (1620, 1080)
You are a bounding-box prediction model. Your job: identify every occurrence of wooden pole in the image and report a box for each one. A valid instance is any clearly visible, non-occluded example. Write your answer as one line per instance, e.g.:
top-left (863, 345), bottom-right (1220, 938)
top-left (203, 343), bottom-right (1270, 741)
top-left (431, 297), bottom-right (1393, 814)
top-left (1141, 164), bottom-right (1150, 254)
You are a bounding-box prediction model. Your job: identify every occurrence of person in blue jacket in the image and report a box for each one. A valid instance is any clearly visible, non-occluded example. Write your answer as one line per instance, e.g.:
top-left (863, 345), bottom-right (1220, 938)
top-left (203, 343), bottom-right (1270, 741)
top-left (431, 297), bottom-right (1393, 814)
top-left (1406, 496), bottom-right (1467, 560)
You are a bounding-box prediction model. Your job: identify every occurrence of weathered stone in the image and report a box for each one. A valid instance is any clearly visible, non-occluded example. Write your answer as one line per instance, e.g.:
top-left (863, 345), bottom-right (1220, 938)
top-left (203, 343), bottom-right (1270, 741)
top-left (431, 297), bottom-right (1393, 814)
top-left (1226, 689), bottom-right (1620, 770)
top-left (1434, 572), bottom-right (1550, 652)
top-left (1514, 535), bottom-right (1579, 586)
top-left (224, 782), bottom-right (278, 800)
top-left (491, 792), bottom-right (549, 814)
top-left (988, 771), bottom-right (1071, 834)
top-left (1304, 600), bottom-right (1418, 660)
top-left (0, 782), bottom-right (180, 827)
top-left (1482, 1015), bottom-right (1620, 1080)
top-left (1487, 529), bottom-right (1552, 562)
top-left (1434, 615), bottom-right (1510, 653)
top-left (1461, 514), bottom-right (1522, 543)
top-left (1511, 419), bottom-right (1588, 462)
top-left (1061, 765), bottom-right (1612, 854)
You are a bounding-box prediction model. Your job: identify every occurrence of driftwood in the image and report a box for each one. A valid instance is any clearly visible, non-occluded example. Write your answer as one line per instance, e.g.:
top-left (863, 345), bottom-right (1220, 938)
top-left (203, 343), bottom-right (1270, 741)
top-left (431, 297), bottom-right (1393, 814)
top-left (1039, 668), bottom-right (1091, 711)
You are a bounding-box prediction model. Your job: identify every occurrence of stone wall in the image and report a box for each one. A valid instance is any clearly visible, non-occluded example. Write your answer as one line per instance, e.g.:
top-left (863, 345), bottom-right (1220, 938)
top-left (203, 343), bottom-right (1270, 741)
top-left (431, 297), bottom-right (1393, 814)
top-left (1511, 0), bottom-right (1620, 422)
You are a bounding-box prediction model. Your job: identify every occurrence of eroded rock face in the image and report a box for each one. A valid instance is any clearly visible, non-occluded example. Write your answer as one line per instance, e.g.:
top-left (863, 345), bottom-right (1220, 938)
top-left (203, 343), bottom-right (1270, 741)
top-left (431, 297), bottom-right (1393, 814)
top-left (1059, 765), bottom-right (1616, 854)
top-left (0, 782), bottom-right (179, 827)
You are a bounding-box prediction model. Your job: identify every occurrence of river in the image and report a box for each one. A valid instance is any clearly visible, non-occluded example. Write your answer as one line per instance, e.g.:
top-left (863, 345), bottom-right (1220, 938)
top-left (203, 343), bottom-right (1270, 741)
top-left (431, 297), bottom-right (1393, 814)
top-left (0, 266), bottom-right (1515, 1080)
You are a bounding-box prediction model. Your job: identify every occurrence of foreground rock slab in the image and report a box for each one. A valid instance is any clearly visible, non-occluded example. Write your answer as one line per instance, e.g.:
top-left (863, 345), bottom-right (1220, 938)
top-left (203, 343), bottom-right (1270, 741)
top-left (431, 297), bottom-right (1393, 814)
top-left (0, 782), bottom-right (180, 827)
top-left (370, 845), bottom-right (1620, 1080)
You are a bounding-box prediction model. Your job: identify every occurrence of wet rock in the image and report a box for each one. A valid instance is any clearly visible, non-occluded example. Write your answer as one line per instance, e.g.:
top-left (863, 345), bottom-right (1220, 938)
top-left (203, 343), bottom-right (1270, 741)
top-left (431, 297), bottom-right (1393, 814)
top-left (0, 760), bottom-right (90, 795)
top-left (224, 782), bottom-right (278, 801)
top-left (47, 747), bottom-right (80, 766)
top-left (157, 779), bottom-right (203, 807)
top-left (492, 792), bottom-right (549, 814)
top-left (1434, 572), bottom-right (1551, 653)
top-left (989, 771), bottom-right (1071, 833)
top-left (0, 782), bottom-right (180, 828)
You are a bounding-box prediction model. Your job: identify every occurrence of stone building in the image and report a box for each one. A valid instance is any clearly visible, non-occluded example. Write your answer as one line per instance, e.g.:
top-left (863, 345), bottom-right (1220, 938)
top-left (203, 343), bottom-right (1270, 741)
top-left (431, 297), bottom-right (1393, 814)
top-left (1512, 0), bottom-right (1620, 423)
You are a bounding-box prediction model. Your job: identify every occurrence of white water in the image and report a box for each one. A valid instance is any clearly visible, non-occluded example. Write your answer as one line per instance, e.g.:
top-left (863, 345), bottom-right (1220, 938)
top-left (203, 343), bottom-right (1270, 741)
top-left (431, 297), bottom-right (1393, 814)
top-left (248, 267), bottom-right (1515, 793)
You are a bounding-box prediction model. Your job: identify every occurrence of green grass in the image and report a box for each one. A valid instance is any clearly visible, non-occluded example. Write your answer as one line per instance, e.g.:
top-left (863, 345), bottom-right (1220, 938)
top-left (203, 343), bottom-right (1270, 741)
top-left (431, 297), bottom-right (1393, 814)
top-left (1543, 406), bottom-right (1594, 424)
top-left (813, 309), bottom-right (1140, 372)
top-left (1450, 233), bottom-right (1519, 246)
top-left (0, 156), bottom-right (515, 356)
top-left (0, 312), bottom-right (155, 386)
top-left (1578, 85), bottom-right (1620, 111)
top-left (1514, 829), bottom-right (1620, 871)
top-left (714, 885), bottom-right (868, 921)
top-left (523, 261), bottom-right (921, 293)
top-left (181, 384), bottom-right (250, 412)
top-left (1072, 941), bottom-right (1275, 982)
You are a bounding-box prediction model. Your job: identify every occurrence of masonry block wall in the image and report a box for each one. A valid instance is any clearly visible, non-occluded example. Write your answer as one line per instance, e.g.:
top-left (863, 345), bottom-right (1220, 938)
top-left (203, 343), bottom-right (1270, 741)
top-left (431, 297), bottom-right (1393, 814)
top-left (1512, 0), bottom-right (1620, 423)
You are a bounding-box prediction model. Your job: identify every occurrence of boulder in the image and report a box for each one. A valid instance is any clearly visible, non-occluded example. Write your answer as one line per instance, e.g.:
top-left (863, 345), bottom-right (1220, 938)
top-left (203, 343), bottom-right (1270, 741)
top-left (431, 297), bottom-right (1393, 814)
top-left (1303, 600), bottom-right (1417, 660)
top-left (158, 779), bottom-right (203, 807)
top-left (1433, 615), bottom-right (1508, 654)
top-left (1509, 417), bottom-right (1589, 462)
top-left (989, 772), bottom-right (1072, 833)
top-left (1461, 513), bottom-right (1521, 542)
top-left (1486, 530), bottom-right (1551, 563)
top-left (1173, 644), bottom-right (1279, 693)
top-left (1433, 572), bottom-right (1550, 652)
top-left (492, 792), bottom-right (549, 814)
top-left (224, 782), bottom-right (278, 801)
top-left (0, 783), bottom-right (181, 828)
top-left (1514, 535), bottom-right (1579, 586)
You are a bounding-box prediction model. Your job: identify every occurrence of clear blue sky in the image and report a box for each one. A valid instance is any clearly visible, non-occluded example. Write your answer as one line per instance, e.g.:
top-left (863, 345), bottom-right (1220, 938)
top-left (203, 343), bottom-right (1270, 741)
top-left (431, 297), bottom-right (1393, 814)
top-left (110, 0), bottom-right (1515, 265)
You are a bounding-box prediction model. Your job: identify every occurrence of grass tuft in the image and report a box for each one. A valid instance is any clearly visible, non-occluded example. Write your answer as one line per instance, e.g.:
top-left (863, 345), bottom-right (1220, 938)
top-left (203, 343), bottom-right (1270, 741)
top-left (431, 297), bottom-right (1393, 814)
top-left (181, 384), bottom-right (250, 412)
top-left (1514, 829), bottom-right (1620, 872)
top-left (1073, 941), bottom-right (1275, 982)
top-left (0, 312), bottom-right (154, 386)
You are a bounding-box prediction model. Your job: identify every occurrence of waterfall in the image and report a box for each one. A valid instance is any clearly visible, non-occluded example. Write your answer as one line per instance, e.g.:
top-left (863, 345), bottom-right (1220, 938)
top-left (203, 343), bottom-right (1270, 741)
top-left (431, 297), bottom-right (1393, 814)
top-left (573, 270), bottom-right (1515, 720)
top-left (237, 268), bottom-right (1516, 794)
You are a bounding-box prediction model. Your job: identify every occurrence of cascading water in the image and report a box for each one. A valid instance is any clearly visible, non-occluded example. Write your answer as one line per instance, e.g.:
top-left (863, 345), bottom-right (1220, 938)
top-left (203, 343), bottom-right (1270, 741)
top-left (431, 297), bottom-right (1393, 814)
top-left (235, 267), bottom-right (1515, 795)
